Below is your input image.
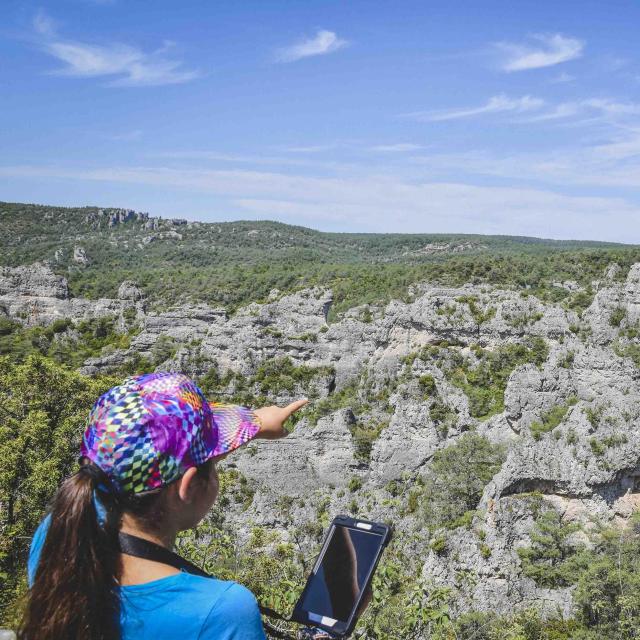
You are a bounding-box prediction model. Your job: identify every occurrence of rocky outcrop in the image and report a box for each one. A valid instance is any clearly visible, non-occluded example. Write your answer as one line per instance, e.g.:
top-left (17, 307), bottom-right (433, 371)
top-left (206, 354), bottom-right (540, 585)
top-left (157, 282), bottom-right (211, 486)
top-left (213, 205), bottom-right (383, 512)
top-left (0, 263), bottom-right (141, 326)
top-left (117, 281), bottom-right (144, 302)
top-left (5, 260), bottom-right (640, 619)
top-left (235, 409), bottom-right (359, 496)
top-left (0, 263), bottom-right (69, 299)
top-left (73, 246), bottom-right (90, 266)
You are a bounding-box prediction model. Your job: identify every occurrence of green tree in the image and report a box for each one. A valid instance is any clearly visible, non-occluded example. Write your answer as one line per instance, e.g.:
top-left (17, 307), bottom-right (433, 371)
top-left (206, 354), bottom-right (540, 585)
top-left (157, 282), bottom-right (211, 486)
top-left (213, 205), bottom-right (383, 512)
top-left (573, 517), bottom-right (640, 639)
top-left (0, 355), bottom-right (116, 625)
top-left (420, 433), bottom-right (506, 531)
top-left (517, 509), bottom-right (587, 588)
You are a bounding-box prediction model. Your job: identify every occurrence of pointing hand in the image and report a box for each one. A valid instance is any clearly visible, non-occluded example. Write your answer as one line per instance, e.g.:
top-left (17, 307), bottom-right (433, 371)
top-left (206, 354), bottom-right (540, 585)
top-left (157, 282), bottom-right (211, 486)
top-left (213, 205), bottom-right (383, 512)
top-left (253, 399), bottom-right (308, 439)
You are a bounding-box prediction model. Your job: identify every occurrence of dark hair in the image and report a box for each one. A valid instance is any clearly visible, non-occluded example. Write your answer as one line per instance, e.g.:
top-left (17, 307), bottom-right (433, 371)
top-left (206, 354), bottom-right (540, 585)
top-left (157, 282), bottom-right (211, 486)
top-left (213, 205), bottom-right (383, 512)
top-left (18, 458), bottom-right (214, 640)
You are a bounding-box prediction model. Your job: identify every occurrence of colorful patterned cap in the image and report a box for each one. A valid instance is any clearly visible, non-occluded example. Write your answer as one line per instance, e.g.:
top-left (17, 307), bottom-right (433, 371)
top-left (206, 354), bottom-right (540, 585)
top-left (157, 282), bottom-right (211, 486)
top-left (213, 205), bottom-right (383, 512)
top-left (80, 372), bottom-right (261, 495)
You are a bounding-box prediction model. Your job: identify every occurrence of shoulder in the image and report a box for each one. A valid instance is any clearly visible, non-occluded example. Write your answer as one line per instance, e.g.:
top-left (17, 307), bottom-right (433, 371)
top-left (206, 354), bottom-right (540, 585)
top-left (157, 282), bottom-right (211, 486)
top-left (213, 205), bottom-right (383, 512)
top-left (198, 581), bottom-right (266, 640)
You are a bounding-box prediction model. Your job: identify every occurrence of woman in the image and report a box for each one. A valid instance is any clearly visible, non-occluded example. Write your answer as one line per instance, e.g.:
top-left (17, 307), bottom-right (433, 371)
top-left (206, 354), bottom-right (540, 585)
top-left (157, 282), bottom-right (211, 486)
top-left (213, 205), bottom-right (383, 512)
top-left (20, 371), bottom-right (307, 640)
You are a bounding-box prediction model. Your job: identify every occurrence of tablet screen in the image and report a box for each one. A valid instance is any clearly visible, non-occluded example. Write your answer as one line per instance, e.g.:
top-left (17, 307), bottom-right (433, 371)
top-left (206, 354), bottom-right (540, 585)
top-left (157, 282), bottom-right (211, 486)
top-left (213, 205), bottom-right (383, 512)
top-left (298, 524), bottom-right (384, 623)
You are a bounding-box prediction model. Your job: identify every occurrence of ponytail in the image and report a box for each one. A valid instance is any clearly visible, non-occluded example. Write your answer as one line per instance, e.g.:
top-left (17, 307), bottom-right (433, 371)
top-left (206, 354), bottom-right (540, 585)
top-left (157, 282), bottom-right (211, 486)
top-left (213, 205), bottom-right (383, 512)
top-left (18, 463), bottom-right (123, 640)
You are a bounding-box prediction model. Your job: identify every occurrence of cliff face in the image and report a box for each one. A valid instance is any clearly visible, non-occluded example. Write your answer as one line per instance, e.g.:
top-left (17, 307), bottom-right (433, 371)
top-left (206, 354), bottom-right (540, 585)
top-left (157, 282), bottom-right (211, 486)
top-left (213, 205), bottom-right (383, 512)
top-left (3, 261), bottom-right (640, 617)
top-left (0, 263), bottom-right (141, 327)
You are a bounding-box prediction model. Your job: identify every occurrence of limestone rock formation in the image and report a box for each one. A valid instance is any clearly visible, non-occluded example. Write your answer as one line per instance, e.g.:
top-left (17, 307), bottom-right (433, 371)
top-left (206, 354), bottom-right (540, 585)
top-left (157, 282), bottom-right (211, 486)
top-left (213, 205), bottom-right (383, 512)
top-left (4, 259), bottom-right (640, 619)
top-left (73, 246), bottom-right (90, 266)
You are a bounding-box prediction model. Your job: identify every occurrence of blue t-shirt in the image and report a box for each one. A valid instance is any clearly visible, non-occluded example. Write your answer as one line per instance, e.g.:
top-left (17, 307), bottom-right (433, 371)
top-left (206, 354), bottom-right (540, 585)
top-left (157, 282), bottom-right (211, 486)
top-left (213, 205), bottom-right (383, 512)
top-left (28, 509), bottom-right (266, 640)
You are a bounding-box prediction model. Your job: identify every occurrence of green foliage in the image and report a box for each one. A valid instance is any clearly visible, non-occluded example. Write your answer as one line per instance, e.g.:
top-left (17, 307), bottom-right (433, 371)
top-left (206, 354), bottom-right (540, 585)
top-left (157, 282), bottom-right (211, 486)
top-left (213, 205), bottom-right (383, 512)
top-left (600, 433), bottom-right (628, 448)
top-left (517, 509), bottom-right (588, 588)
top-left (0, 314), bottom-right (134, 368)
top-left (506, 310), bottom-right (544, 329)
top-left (564, 287), bottom-right (595, 316)
top-left (573, 516), bottom-right (640, 639)
top-left (443, 609), bottom-right (582, 640)
top-left (441, 338), bottom-right (548, 420)
top-left (566, 428), bottom-right (578, 445)
top-left (530, 398), bottom-right (576, 440)
top-left (351, 421), bottom-right (387, 462)
top-left (419, 433), bottom-right (506, 531)
top-left (429, 536), bottom-right (447, 554)
top-left (455, 295), bottom-right (496, 331)
top-left (197, 357), bottom-right (334, 431)
top-left (348, 476), bottom-right (363, 492)
top-left (429, 397), bottom-right (457, 437)
top-left (150, 334), bottom-right (178, 364)
top-left (177, 520), bottom-right (304, 637)
top-left (614, 339), bottom-right (640, 368)
top-left (253, 357), bottom-right (332, 397)
top-left (418, 373), bottom-right (437, 397)
top-left (609, 307), bottom-right (627, 327)
top-left (0, 355), bottom-right (117, 624)
top-left (589, 438), bottom-right (606, 456)
top-left (3, 202), bottom-right (639, 318)
top-left (355, 542), bottom-right (453, 639)
top-left (584, 404), bottom-right (604, 429)
top-left (558, 350), bottom-right (575, 369)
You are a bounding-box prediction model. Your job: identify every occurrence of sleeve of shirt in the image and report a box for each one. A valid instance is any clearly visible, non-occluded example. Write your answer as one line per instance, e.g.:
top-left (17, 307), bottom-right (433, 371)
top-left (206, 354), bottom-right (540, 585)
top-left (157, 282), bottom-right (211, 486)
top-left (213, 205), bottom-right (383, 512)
top-left (197, 583), bottom-right (267, 640)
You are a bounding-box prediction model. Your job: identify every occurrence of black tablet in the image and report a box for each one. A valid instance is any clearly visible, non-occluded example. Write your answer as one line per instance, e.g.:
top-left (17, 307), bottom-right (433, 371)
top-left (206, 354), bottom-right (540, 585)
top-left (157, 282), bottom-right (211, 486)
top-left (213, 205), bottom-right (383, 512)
top-left (291, 515), bottom-right (392, 637)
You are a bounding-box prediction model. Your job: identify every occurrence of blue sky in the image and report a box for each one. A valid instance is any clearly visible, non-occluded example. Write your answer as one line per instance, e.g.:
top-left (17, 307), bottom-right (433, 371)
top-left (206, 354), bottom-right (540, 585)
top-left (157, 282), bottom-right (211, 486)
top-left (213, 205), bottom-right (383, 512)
top-left (2, 0), bottom-right (640, 241)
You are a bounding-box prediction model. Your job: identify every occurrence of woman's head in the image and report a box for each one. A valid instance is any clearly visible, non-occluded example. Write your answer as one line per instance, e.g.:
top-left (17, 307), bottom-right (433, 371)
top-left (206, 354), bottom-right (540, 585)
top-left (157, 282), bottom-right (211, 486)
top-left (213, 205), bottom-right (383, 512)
top-left (19, 372), bottom-right (261, 640)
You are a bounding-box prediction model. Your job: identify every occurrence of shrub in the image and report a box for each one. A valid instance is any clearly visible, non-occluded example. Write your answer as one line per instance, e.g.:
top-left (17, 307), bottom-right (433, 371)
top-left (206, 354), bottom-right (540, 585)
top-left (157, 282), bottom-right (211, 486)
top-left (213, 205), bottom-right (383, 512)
top-left (573, 516), bottom-right (640, 638)
top-left (530, 398), bottom-right (576, 440)
top-left (0, 355), bottom-right (118, 623)
top-left (559, 350), bottom-right (575, 368)
top-left (609, 307), bottom-right (626, 327)
top-left (420, 433), bottom-right (506, 531)
top-left (350, 421), bottom-right (387, 462)
top-left (430, 536), bottom-right (447, 554)
top-left (517, 509), bottom-right (587, 588)
top-left (444, 338), bottom-right (548, 420)
top-left (419, 373), bottom-right (437, 397)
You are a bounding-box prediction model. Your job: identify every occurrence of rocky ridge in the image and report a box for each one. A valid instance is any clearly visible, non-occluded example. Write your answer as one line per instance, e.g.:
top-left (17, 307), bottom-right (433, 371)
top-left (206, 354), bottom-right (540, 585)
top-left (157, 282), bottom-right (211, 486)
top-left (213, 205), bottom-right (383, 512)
top-left (2, 261), bottom-right (640, 618)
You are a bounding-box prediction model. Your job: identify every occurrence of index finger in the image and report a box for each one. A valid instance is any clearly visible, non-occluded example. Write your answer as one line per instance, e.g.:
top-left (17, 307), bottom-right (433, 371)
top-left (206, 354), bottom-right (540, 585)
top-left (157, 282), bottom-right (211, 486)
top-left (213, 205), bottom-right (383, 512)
top-left (283, 398), bottom-right (309, 417)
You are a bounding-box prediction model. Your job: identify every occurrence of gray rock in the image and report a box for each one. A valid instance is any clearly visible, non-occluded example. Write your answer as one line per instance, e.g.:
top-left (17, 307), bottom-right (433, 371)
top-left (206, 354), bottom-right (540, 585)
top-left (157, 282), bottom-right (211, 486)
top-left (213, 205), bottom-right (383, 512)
top-left (117, 281), bottom-right (144, 302)
top-left (234, 409), bottom-right (359, 496)
top-left (73, 246), bottom-right (90, 265)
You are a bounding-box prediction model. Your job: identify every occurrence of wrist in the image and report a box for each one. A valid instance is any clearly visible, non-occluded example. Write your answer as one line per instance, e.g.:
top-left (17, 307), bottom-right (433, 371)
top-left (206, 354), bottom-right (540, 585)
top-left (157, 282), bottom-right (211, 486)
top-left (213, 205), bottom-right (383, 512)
top-left (251, 410), bottom-right (264, 434)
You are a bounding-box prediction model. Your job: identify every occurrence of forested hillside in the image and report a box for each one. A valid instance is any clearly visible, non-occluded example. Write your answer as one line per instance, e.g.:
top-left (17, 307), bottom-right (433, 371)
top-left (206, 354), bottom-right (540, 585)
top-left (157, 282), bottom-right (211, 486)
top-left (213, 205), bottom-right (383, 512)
top-left (2, 201), bottom-right (639, 315)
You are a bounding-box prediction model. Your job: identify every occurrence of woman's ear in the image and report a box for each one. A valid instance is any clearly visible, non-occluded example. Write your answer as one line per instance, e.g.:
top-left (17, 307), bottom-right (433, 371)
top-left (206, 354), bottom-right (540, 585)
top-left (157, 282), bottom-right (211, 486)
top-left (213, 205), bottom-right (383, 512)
top-left (177, 467), bottom-right (199, 504)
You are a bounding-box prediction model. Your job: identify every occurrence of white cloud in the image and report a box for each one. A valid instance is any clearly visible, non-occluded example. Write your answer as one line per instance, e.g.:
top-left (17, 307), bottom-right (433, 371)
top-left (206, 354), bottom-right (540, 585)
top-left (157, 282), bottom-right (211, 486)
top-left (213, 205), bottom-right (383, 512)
top-left (369, 143), bottom-right (425, 152)
top-left (408, 131), bottom-right (640, 189)
top-left (497, 33), bottom-right (584, 72)
top-left (109, 129), bottom-right (143, 141)
top-left (33, 9), bottom-right (57, 37)
top-left (594, 132), bottom-right (640, 160)
top-left (34, 13), bottom-right (199, 86)
top-left (276, 30), bottom-right (348, 63)
top-left (519, 98), bottom-right (640, 123)
top-left (405, 95), bottom-right (545, 122)
top-left (550, 72), bottom-right (575, 84)
top-left (2, 163), bottom-right (639, 241)
top-left (282, 144), bottom-right (340, 153)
